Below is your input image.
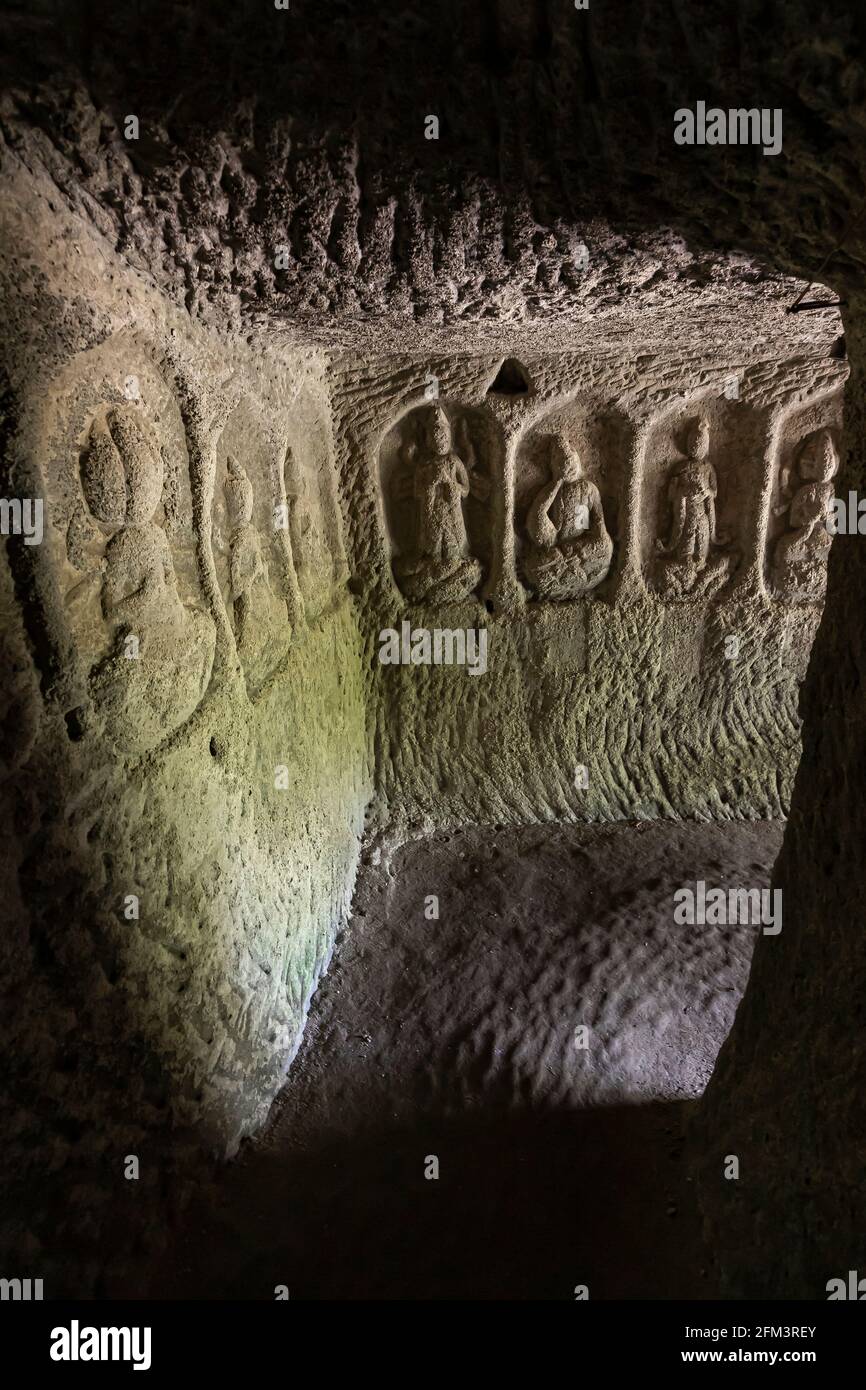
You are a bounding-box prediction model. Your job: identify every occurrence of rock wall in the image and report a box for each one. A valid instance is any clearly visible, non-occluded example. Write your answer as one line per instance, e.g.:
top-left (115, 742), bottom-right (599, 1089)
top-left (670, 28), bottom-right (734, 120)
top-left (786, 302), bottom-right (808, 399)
top-left (695, 307), bottom-right (866, 1298)
top-left (0, 0), bottom-right (857, 341)
top-left (0, 161), bottom-right (370, 1291)
top-left (333, 345), bottom-right (845, 834)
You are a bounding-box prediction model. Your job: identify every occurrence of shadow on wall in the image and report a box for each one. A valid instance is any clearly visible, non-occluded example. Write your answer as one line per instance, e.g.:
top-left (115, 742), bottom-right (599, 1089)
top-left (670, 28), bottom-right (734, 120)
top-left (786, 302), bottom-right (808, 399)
top-left (0, 327), bottom-right (370, 1296)
top-left (152, 1103), bottom-right (708, 1301)
top-left (4, 0), bottom-right (858, 306)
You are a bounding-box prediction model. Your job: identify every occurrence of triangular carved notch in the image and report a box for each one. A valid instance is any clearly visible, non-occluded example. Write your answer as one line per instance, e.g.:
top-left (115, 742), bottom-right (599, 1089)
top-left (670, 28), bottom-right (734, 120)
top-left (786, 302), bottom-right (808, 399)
top-left (487, 358), bottom-right (531, 395)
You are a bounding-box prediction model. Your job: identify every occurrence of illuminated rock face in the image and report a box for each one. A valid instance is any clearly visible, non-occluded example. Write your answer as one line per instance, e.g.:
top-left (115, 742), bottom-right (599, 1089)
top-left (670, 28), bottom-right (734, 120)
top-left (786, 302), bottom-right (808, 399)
top-left (0, 184), bottom-right (372, 1292)
top-left (0, 164), bottom-right (844, 1293)
top-left (0, 0), bottom-right (865, 1302)
top-left (351, 342), bottom-right (845, 836)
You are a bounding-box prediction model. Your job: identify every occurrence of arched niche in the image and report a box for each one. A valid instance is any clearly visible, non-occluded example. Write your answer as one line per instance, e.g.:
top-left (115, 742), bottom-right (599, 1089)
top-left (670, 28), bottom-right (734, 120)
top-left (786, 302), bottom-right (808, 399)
top-left (513, 403), bottom-right (630, 601)
top-left (214, 398), bottom-right (294, 697)
top-left (640, 392), bottom-right (767, 601)
top-left (379, 399), bottom-right (503, 605)
top-left (281, 389), bottom-right (346, 619)
top-left (39, 333), bottom-right (215, 751)
top-left (765, 391), bottom-right (844, 603)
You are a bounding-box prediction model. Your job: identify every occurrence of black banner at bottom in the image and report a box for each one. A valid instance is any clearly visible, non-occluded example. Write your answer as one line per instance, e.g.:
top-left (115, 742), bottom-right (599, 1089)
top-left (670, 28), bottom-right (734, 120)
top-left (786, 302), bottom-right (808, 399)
top-left (0, 1298), bottom-right (860, 1375)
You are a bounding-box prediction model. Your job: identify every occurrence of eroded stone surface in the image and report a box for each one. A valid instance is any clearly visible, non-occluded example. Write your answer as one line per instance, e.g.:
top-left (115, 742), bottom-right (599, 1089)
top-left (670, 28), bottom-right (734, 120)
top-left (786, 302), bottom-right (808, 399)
top-left (0, 140), bottom-right (847, 1295)
top-left (336, 345), bottom-right (844, 837)
top-left (695, 323), bottom-right (866, 1299)
top-left (0, 2), bottom-right (861, 347)
top-left (0, 157), bottom-right (370, 1292)
top-left (149, 818), bottom-right (783, 1300)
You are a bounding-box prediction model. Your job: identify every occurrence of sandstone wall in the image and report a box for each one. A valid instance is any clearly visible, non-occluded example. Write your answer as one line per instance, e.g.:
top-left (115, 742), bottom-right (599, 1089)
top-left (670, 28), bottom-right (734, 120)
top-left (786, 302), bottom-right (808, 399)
top-left (695, 307), bottom-right (866, 1298)
top-left (1, 1), bottom-right (854, 342)
top-left (0, 162), bottom-right (370, 1290)
top-left (333, 346), bottom-right (845, 835)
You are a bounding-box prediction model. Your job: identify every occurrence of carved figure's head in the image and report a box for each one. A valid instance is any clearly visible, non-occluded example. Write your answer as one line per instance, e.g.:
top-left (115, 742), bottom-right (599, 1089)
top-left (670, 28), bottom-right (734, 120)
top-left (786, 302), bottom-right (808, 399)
top-left (225, 455), bottom-right (255, 525)
top-left (799, 429), bottom-right (838, 483)
top-left (550, 436), bottom-right (583, 483)
top-left (81, 405), bottom-right (163, 527)
top-left (426, 404), bottom-right (452, 456)
top-left (686, 417), bottom-right (710, 460)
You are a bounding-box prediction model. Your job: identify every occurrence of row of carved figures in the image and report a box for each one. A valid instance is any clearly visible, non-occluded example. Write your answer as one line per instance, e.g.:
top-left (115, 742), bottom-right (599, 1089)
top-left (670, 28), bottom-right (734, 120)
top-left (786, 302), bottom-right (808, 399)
top-left (388, 405), bottom-right (838, 605)
top-left (65, 403), bottom-right (324, 750)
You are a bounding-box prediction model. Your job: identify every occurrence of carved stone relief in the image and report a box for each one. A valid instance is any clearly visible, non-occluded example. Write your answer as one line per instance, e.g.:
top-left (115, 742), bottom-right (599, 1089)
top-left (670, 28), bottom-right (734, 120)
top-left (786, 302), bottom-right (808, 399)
top-left (213, 406), bottom-right (296, 696)
top-left (382, 402), bottom-right (492, 604)
top-left (72, 402), bottom-right (215, 750)
top-left (282, 402), bottom-right (348, 619)
top-left (281, 441), bottom-right (329, 617)
top-left (375, 382), bottom-right (841, 617)
top-left (653, 417), bottom-right (732, 597)
top-left (520, 435), bottom-right (613, 599)
top-left (515, 410), bottom-right (624, 602)
top-left (645, 413), bottom-right (738, 601)
top-left (769, 428), bottom-right (839, 603)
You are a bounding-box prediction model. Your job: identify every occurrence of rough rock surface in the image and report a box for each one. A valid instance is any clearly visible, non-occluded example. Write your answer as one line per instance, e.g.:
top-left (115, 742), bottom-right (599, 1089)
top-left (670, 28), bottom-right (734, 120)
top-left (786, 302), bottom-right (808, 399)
top-left (277, 820), bottom-right (784, 1120)
top-left (335, 344), bottom-right (843, 835)
top-left (153, 819), bottom-right (782, 1300)
top-left (0, 2), bottom-right (861, 343)
top-left (0, 154), bottom-right (371, 1293)
top-left (695, 327), bottom-right (866, 1299)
